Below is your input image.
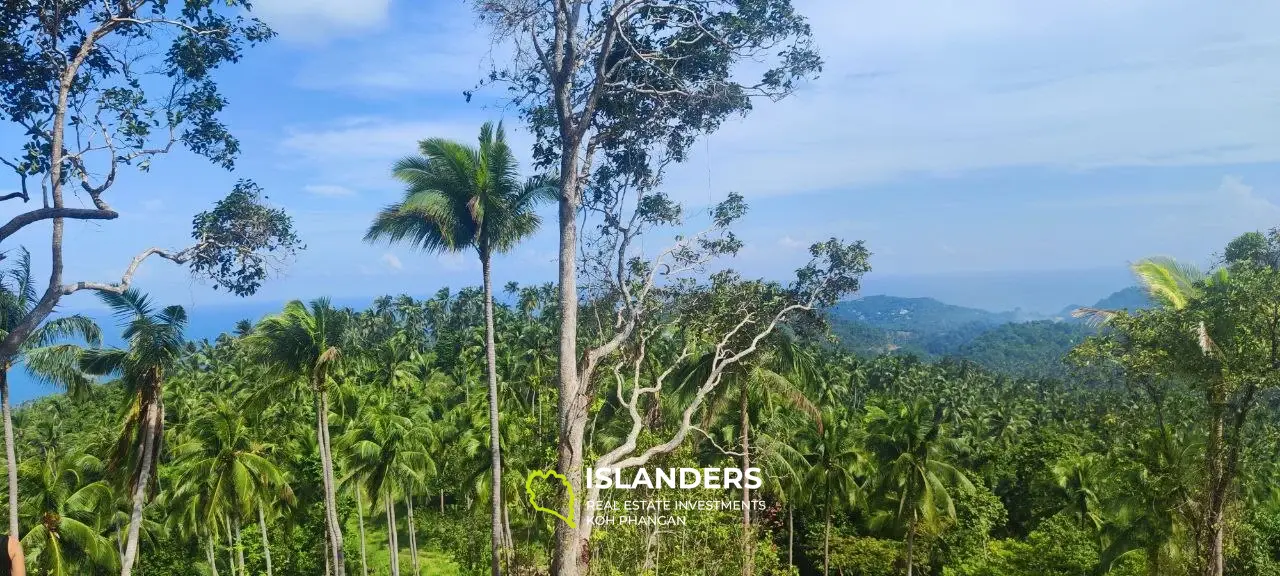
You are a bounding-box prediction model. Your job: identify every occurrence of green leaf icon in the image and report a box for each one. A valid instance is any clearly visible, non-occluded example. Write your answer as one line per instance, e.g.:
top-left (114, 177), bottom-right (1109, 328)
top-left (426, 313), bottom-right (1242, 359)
top-left (526, 469), bottom-right (576, 528)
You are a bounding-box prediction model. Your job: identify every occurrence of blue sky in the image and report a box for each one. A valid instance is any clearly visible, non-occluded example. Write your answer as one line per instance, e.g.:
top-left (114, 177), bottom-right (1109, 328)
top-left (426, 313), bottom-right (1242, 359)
top-left (7, 1), bottom-right (1280, 322)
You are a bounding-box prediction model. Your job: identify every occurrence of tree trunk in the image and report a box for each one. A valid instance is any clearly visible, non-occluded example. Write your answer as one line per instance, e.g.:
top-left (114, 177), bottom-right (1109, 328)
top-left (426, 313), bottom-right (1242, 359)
top-left (407, 494), bottom-right (421, 576)
top-left (207, 535), bottom-right (220, 576)
top-left (1200, 382), bottom-right (1228, 576)
top-left (224, 516), bottom-right (237, 576)
top-left (823, 511), bottom-right (831, 576)
top-left (386, 489), bottom-right (401, 576)
top-left (259, 505), bottom-right (274, 576)
top-left (482, 253), bottom-right (506, 576)
top-left (551, 158), bottom-right (588, 576)
top-left (234, 517), bottom-right (247, 576)
top-left (316, 388), bottom-right (347, 576)
top-left (356, 488), bottom-right (369, 576)
top-left (440, 492), bottom-right (444, 514)
top-left (741, 384), bottom-right (753, 576)
top-left (325, 531), bottom-right (332, 576)
top-left (906, 513), bottom-right (915, 576)
top-left (120, 395), bottom-right (162, 576)
top-left (1, 368), bottom-right (18, 539)
top-left (788, 506), bottom-right (794, 570)
top-left (503, 499), bottom-right (515, 568)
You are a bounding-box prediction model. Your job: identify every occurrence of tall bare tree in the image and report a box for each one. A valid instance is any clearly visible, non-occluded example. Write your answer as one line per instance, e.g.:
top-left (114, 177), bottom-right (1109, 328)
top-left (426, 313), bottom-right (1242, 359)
top-left (474, 1), bottom-right (824, 572)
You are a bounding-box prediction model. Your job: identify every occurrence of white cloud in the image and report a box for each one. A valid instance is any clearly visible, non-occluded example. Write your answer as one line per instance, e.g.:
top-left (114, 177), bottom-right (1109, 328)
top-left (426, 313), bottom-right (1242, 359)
top-left (648, 0), bottom-right (1280, 203)
top-left (437, 252), bottom-right (476, 272)
top-left (380, 253), bottom-right (403, 271)
top-left (303, 184), bottom-right (355, 197)
top-left (778, 235), bottom-right (806, 249)
top-left (278, 118), bottom-right (536, 195)
top-left (251, 0), bottom-right (391, 42)
top-left (281, 0), bottom-right (1280, 210)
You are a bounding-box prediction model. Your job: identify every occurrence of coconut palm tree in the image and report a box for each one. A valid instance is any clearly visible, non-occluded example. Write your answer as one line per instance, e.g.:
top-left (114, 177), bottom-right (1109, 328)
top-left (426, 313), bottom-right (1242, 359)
top-left (1053, 454), bottom-right (1104, 532)
top-left (0, 247), bottom-right (101, 536)
top-left (72, 289), bottom-right (186, 576)
top-left (168, 399), bottom-right (293, 576)
top-left (364, 120), bottom-right (554, 576)
top-left (340, 394), bottom-right (434, 576)
top-left (19, 447), bottom-right (117, 575)
top-left (675, 335), bottom-right (823, 576)
top-left (802, 411), bottom-right (866, 576)
top-left (244, 298), bottom-right (350, 576)
top-left (1074, 256), bottom-right (1234, 576)
top-left (865, 398), bottom-right (974, 576)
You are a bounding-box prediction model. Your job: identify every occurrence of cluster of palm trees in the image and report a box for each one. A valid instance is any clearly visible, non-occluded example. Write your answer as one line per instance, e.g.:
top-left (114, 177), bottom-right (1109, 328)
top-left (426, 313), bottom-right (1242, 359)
top-left (1, 121), bottom-right (1278, 576)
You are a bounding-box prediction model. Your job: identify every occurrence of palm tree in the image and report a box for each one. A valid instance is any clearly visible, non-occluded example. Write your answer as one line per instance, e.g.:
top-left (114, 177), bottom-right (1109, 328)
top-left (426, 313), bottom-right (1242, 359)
top-left (19, 447), bottom-right (118, 575)
top-left (865, 398), bottom-right (974, 576)
top-left (364, 120), bottom-right (554, 576)
top-left (168, 399), bottom-right (293, 576)
top-left (0, 247), bottom-right (101, 536)
top-left (676, 336), bottom-right (822, 576)
top-left (802, 411), bottom-right (866, 576)
top-left (1053, 454), bottom-right (1104, 532)
top-left (245, 298), bottom-right (350, 576)
top-left (72, 289), bottom-right (186, 576)
top-left (1074, 256), bottom-right (1235, 576)
top-left (341, 394), bottom-right (435, 576)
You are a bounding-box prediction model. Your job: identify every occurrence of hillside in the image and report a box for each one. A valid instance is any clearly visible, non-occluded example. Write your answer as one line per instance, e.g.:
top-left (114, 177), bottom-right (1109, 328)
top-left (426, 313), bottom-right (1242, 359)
top-left (828, 287), bottom-right (1150, 377)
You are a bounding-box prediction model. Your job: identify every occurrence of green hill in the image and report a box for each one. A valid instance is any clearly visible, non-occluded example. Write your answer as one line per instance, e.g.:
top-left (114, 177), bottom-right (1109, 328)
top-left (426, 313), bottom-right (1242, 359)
top-left (827, 289), bottom-right (1146, 377)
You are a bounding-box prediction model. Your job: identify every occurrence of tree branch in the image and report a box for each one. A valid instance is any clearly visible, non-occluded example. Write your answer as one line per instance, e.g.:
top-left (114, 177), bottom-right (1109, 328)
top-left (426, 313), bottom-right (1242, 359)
top-left (60, 245), bottom-right (196, 295)
top-left (0, 207), bottom-right (119, 242)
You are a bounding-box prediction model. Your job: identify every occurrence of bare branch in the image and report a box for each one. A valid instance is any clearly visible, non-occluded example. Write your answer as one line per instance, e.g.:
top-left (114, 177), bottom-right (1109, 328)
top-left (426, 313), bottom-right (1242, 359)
top-left (0, 207), bottom-right (119, 242)
top-left (61, 245), bottom-right (198, 295)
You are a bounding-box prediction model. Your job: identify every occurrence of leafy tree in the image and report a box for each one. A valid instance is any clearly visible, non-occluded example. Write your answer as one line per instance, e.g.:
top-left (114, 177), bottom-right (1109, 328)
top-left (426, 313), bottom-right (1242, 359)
top-left (0, 0), bottom-right (298, 390)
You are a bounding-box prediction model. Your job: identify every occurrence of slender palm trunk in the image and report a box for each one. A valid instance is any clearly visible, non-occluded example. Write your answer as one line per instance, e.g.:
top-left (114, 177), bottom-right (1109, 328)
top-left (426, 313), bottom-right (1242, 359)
top-left (503, 500), bottom-right (515, 563)
top-left (316, 387), bottom-right (347, 576)
top-left (356, 488), bottom-right (369, 576)
top-left (324, 531), bottom-right (332, 576)
top-left (235, 517), bottom-right (247, 576)
top-left (1, 368), bottom-right (18, 538)
top-left (407, 494), bottom-right (421, 576)
top-left (120, 394), bottom-right (162, 576)
top-left (259, 505), bottom-right (274, 576)
top-left (905, 512), bottom-right (916, 576)
top-left (1200, 382), bottom-right (1228, 576)
top-left (439, 492), bottom-right (444, 514)
top-left (207, 535), bottom-right (220, 576)
top-left (823, 510), bottom-right (831, 576)
top-left (787, 506), bottom-right (794, 569)
top-left (385, 488), bottom-right (401, 576)
top-left (740, 384), bottom-right (753, 576)
top-left (224, 515), bottom-right (237, 576)
top-left (482, 253), bottom-right (505, 576)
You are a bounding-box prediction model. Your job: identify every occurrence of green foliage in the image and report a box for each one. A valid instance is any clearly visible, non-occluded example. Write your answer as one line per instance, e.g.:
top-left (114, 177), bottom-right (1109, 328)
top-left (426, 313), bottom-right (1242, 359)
top-left (8, 228), bottom-right (1280, 576)
top-left (826, 534), bottom-right (901, 576)
top-left (189, 180), bottom-right (304, 297)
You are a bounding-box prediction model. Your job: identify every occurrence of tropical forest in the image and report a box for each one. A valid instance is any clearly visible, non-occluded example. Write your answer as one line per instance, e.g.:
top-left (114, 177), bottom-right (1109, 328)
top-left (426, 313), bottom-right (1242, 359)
top-left (0, 1), bottom-right (1277, 576)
